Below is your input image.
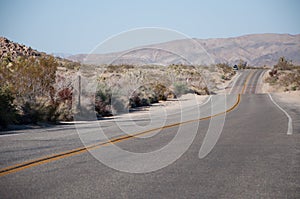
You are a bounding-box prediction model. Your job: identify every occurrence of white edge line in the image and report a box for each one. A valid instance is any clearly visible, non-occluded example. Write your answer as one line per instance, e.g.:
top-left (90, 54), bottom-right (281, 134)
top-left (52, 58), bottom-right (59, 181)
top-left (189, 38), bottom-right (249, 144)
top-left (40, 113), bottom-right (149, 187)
top-left (201, 95), bottom-right (212, 106)
top-left (268, 93), bottom-right (293, 135)
top-left (229, 73), bottom-right (242, 94)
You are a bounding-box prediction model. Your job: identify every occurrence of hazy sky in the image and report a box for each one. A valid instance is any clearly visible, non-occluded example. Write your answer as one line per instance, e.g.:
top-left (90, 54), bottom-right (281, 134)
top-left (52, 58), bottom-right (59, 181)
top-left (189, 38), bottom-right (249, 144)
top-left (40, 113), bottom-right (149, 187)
top-left (1, 0), bottom-right (299, 54)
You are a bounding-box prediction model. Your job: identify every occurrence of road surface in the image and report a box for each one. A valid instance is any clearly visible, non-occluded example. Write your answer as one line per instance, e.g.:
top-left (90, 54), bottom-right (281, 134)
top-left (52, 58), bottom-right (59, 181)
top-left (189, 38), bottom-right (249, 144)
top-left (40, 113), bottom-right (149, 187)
top-left (0, 69), bottom-right (299, 198)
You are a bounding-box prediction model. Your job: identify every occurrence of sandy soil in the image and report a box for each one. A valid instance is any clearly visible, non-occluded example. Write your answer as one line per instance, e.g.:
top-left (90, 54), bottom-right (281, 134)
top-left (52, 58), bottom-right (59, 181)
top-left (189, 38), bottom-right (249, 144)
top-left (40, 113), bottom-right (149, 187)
top-left (272, 91), bottom-right (300, 105)
top-left (214, 72), bottom-right (239, 94)
top-left (260, 69), bottom-right (278, 93)
top-left (260, 70), bottom-right (300, 104)
top-left (260, 70), bottom-right (300, 105)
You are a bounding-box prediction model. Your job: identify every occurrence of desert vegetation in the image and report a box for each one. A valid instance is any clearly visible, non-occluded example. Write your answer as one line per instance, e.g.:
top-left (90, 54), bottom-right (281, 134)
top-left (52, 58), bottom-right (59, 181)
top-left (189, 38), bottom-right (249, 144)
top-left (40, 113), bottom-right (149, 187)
top-left (265, 57), bottom-right (300, 92)
top-left (0, 38), bottom-right (237, 129)
top-left (0, 56), bottom-right (236, 129)
top-left (93, 64), bottom-right (201, 116)
top-left (0, 54), bottom-right (80, 128)
top-left (79, 63), bottom-right (236, 117)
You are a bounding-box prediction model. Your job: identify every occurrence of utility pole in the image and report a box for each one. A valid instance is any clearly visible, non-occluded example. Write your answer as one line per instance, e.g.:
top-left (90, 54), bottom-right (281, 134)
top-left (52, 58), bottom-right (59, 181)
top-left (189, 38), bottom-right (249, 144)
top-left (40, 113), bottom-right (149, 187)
top-left (77, 74), bottom-right (81, 109)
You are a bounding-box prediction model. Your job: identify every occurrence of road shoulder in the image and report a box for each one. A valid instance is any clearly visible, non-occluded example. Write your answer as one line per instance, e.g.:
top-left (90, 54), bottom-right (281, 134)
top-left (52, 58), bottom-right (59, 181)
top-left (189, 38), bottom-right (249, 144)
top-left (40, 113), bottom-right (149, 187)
top-left (271, 91), bottom-right (300, 135)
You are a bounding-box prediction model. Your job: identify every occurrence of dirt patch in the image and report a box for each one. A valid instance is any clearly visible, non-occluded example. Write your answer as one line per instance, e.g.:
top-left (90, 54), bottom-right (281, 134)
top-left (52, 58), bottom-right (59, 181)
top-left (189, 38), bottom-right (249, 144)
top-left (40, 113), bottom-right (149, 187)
top-left (272, 91), bottom-right (300, 105)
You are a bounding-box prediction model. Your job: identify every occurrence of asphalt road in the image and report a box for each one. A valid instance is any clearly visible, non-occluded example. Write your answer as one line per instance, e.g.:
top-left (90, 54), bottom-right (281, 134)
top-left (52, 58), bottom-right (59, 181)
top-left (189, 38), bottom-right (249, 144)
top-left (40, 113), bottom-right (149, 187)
top-left (0, 69), bottom-right (299, 198)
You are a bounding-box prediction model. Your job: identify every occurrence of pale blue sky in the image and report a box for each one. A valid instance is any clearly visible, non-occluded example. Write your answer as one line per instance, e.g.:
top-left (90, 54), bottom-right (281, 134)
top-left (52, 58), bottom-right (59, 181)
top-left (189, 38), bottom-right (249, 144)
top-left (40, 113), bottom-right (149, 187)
top-left (0, 0), bottom-right (299, 54)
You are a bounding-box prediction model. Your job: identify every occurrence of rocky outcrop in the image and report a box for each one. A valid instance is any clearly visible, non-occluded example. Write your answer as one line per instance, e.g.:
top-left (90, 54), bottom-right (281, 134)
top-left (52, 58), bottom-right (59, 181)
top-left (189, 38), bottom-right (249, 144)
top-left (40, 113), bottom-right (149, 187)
top-left (0, 37), bottom-right (44, 60)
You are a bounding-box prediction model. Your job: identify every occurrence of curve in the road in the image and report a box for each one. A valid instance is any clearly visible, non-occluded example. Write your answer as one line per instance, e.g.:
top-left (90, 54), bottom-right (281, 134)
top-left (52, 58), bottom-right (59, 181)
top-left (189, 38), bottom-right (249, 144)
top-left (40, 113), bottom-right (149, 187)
top-left (0, 72), bottom-right (255, 177)
top-left (268, 93), bottom-right (293, 135)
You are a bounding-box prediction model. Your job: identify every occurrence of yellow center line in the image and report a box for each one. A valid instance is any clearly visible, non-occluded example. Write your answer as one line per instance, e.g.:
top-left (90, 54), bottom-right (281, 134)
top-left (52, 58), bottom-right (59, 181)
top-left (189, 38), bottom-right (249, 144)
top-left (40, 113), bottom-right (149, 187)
top-left (0, 72), bottom-right (253, 177)
top-left (241, 70), bottom-right (254, 94)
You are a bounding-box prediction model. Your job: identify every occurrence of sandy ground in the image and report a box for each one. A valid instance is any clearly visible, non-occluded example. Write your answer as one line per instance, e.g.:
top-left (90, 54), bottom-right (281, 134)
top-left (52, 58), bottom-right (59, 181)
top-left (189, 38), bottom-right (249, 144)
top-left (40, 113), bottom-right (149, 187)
top-left (214, 72), bottom-right (239, 94)
top-left (260, 69), bottom-right (286, 93)
top-left (272, 91), bottom-right (300, 105)
top-left (260, 70), bottom-right (300, 104)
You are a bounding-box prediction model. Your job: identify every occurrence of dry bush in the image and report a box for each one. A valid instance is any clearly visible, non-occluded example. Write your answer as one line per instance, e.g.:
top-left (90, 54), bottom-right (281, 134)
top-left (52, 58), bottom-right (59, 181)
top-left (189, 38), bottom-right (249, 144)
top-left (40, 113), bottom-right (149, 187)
top-left (173, 82), bottom-right (190, 97)
top-left (216, 63), bottom-right (235, 80)
top-left (152, 83), bottom-right (168, 101)
top-left (274, 57), bottom-right (294, 70)
top-left (0, 55), bottom-right (80, 124)
top-left (106, 64), bottom-right (135, 73)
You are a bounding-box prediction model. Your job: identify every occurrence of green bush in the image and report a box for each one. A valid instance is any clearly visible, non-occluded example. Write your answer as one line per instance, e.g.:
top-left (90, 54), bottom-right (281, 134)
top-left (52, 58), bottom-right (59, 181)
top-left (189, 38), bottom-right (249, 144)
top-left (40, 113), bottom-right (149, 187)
top-left (20, 102), bottom-right (59, 124)
top-left (111, 97), bottom-right (127, 114)
top-left (0, 87), bottom-right (18, 128)
top-left (173, 82), bottom-right (190, 97)
top-left (95, 86), bottom-right (112, 116)
top-left (291, 86), bottom-right (297, 91)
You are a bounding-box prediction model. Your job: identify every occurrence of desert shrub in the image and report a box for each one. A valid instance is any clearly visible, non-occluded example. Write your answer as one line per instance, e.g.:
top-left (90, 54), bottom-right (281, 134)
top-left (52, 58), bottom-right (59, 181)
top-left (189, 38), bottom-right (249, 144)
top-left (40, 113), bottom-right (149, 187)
top-left (168, 64), bottom-right (195, 71)
top-left (56, 87), bottom-right (73, 120)
top-left (274, 57), bottom-right (294, 70)
top-left (57, 103), bottom-right (73, 121)
top-left (95, 85), bottom-right (127, 116)
top-left (269, 69), bottom-right (277, 77)
top-left (291, 86), bottom-right (297, 91)
top-left (19, 102), bottom-right (59, 124)
top-left (57, 88), bottom-right (72, 102)
top-left (140, 98), bottom-right (150, 106)
top-left (0, 55), bottom-right (57, 103)
top-left (290, 70), bottom-right (300, 88)
top-left (129, 92), bottom-right (141, 108)
top-left (265, 66), bottom-right (300, 91)
top-left (43, 104), bottom-right (60, 123)
top-left (129, 85), bottom-right (156, 108)
top-left (106, 64), bottom-right (134, 73)
top-left (0, 55), bottom-right (61, 124)
top-left (111, 95), bottom-right (127, 114)
top-left (238, 59), bottom-right (247, 69)
top-left (173, 82), bottom-right (190, 97)
top-left (216, 63), bottom-right (236, 81)
top-left (0, 86), bottom-right (18, 128)
top-left (152, 83), bottom-right (168, 101)
top-left (216, 63), bottom-right (233, 74)
top-left (95, 86), bottom-right (112, 117)
top-left (61, 60), bottom-right (81, 70)
top-left (203, 86), bottom-right (210, 95)
top-left (265, 76), bottom-right (278, 85)
top-left (148, 95), bottom-right (159, 104)
top-left (278, 71), bottom-right (300, 88)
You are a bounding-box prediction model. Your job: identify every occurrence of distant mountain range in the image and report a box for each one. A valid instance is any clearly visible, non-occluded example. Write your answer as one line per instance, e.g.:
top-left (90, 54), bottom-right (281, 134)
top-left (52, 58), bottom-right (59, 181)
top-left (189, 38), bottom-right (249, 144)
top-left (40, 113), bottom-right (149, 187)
top-left (1, 34), bottom-right (299, 67)
top-left (51, 53), bottom-right (73, 59)
top-left (68, 33), bottom-right (300, 66)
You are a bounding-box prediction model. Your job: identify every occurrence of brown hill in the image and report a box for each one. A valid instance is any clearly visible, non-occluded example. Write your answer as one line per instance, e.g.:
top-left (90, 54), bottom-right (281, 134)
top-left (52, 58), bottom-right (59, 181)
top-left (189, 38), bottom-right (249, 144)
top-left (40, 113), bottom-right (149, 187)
top-left (68, 33), bottom-right (300, 66)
